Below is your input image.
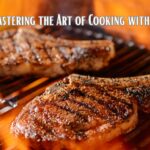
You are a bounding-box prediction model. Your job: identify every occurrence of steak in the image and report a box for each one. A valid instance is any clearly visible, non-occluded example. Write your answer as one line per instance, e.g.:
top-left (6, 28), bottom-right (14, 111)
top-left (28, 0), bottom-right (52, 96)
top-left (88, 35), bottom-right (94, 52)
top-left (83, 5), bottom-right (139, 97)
top-left (0, 28), bottom-right (115, 77)
top-left (11, 74), bottom-right (150, 149)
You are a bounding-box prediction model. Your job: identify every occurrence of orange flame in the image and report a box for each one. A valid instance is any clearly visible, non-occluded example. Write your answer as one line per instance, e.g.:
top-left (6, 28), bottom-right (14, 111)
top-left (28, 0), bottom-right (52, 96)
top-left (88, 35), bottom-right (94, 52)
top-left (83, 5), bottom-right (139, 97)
top-left (0, 109), bottom-right (29, 150)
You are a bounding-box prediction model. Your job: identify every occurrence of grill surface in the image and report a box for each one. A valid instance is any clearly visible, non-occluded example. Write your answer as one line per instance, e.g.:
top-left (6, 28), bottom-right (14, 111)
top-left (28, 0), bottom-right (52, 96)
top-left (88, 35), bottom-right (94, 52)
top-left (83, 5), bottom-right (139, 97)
top-left (0, 25), bottom-right (150, 150)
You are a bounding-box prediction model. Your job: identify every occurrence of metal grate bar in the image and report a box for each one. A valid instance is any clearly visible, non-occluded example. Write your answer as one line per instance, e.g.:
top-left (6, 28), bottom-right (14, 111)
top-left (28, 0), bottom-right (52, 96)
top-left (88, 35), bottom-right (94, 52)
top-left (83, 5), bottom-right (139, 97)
top-left (0, 25), bottom-right (149, 149)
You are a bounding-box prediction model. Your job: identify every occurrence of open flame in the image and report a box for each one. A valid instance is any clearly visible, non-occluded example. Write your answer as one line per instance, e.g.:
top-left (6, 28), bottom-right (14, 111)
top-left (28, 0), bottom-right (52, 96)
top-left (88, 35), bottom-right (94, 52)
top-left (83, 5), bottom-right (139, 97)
top-left (0, 1), bottom-right (149, 148)
top-left (0, 108), bottom-right (29, 150)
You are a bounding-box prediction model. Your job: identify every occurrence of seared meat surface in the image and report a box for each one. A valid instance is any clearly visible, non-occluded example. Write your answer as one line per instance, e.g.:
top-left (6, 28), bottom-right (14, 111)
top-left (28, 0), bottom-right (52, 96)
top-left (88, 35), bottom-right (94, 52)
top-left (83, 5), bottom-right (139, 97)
top-left (125, 86), bottom-right (150, 113)
top-left (0, 28), bottom-right (115, 77)
top-left (11, 74), bottom-right (150, 149)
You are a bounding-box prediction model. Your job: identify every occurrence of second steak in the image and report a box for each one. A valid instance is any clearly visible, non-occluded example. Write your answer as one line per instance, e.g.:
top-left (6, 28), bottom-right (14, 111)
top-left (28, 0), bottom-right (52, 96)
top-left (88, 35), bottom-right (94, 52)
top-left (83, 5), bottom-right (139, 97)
top-left (0, 28), bottom-right (115, 77)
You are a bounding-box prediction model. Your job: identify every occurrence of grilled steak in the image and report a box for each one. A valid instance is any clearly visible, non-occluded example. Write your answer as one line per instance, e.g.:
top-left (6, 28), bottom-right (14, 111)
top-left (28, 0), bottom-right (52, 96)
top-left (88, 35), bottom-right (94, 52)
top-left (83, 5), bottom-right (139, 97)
top-left (0, 28), bottom-right (115, 77)
top-left (11, 74), bottom-right (150, 149)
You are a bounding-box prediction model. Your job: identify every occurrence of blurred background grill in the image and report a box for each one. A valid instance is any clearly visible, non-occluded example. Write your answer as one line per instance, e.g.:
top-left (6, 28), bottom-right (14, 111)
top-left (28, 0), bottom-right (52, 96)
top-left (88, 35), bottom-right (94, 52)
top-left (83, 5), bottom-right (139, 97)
top-left (0, 25), bottom-right (150, 149)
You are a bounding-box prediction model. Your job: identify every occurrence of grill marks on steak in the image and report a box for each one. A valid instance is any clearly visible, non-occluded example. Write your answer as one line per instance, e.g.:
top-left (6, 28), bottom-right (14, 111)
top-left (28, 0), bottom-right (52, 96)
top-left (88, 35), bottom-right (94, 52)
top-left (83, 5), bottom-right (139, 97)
top-left (70, 74), bottom-right (150, 113)
top-left (11, 74), bottom-right (150, 143)
top-left (125, 86), bottom-right (150, 113)
top-left (0, 28), bottom-right (115, 77)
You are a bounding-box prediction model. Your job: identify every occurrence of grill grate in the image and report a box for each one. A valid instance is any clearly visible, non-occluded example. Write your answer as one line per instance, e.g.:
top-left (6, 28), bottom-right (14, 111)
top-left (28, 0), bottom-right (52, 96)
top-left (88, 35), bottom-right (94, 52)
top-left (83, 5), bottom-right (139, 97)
top-left (0, 25), bottom-right (150, 149)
